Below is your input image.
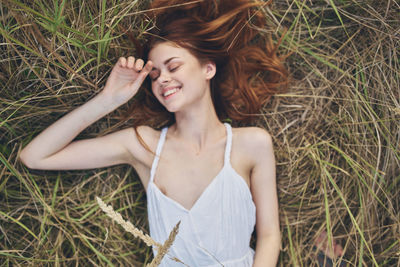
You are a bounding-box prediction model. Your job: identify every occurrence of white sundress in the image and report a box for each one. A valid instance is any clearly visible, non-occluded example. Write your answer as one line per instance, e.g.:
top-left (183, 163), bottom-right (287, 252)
top-left (147, 123), bottom-right (256, 266)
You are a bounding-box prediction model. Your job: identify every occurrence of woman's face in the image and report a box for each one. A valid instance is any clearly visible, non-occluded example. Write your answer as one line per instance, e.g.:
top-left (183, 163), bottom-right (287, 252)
top-left (148, 42), bottom-right (215, 113)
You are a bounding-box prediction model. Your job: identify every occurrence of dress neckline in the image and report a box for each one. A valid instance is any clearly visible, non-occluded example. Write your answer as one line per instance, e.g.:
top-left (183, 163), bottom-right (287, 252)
top-left (148, 123), bottom-right (232, 212)
top-left (150, 165), bottom-right (228, 212)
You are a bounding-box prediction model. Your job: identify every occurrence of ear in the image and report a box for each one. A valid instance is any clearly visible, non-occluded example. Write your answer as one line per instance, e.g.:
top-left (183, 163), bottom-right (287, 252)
top-left (204, 62), bottom-right (216, 80)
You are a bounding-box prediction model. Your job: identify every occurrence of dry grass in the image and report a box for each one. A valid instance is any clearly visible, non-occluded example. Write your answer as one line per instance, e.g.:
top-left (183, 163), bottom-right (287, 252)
top-left (1, 0), bottom-right (399, 266)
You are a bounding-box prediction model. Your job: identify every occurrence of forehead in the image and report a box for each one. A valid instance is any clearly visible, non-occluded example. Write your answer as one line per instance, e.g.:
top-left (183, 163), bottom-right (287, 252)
top-left (148, 42), bottom-right (196, 63)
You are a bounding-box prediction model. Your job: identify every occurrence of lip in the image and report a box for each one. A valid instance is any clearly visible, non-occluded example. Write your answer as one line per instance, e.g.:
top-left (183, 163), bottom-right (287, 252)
top-left (161, 86), bottom-right (181, 99)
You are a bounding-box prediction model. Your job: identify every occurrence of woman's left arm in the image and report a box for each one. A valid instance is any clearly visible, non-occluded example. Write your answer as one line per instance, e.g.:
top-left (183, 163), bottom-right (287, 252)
top-left (248, 129), bottom-right (281, 267)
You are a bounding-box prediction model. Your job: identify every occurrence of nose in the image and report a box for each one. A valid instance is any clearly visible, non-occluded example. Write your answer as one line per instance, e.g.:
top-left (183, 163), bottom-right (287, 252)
top-left (158, 71), bottom-right (171, 84)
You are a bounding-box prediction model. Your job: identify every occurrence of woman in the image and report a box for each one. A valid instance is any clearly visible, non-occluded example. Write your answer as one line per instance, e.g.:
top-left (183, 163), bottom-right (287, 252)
top-left (20, 0), bottom-right (287, 266)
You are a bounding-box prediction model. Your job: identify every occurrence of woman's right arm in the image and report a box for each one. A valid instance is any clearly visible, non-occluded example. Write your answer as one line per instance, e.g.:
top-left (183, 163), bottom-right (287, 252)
top-left (19, 57), bottom-right (153, 170)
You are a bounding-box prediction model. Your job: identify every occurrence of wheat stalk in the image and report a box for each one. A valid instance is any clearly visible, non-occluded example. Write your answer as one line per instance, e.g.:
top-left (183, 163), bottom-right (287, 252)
top-left (96, 197), bottom-right (160, 247)
top-left (96, 197), bottom-right (186, 266)
top-left (146, 221), bottom-right (181, 266)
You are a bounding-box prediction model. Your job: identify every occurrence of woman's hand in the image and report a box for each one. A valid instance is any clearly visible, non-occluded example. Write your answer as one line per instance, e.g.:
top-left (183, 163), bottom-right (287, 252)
top-left (102, 57), bottom-right (153, 106)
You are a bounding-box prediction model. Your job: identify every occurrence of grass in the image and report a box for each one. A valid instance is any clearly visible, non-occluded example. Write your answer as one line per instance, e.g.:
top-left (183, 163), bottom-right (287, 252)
top-left (1, 0), bottom-right (399, 266)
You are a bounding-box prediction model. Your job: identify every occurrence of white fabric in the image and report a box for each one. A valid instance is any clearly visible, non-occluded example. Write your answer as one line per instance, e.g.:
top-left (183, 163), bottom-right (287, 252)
top-left (147, 123), bottom-right (256, 266)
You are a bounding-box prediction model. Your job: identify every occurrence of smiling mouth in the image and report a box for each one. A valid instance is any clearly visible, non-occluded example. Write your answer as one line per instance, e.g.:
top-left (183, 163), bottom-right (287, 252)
top-left (162, 86), bottom-right (181, 98)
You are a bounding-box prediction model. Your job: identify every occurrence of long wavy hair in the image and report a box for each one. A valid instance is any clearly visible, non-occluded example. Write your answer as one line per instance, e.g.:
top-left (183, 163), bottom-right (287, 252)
top-left (125, 0), bottom-right (288, 128)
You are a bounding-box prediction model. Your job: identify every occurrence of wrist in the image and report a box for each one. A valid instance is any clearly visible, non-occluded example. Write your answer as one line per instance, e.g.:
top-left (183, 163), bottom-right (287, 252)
top-left (74, 93), bottom-right (119, 127)
top-left (93, 91), bottom-right (121, 113)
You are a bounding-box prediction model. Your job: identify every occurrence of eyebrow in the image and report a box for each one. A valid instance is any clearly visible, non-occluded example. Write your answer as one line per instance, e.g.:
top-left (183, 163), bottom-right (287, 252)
top-left (151, 57), bottom-right (179, 71)
top-left (164, 57), bottom-right (178, 64)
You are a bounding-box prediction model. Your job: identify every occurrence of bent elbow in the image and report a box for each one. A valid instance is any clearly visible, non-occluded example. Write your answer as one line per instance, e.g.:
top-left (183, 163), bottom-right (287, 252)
top-left (19, 150), bottom-right (38, 169)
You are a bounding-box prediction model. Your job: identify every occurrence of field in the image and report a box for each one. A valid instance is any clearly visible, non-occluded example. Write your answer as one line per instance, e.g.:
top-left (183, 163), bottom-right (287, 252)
top-left (0, 0), bottom-right (399, 266)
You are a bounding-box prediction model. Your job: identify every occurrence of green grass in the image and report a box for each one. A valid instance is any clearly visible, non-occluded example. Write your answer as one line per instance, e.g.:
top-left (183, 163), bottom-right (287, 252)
top-left (1, 0), bottom-right (399, 266)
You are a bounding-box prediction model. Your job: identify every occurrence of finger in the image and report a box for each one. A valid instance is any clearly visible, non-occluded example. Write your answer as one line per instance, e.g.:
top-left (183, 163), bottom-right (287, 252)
top-left (135, 59), bottom-right (144, 71)
top-left (132, 61), bottom-right (153, 86)
top-left (141, 60), bottom-right (153, 76)
top-left (118, 57), bottom-right (127, 67)
top-left (127, 56), bottom-right (135, 69)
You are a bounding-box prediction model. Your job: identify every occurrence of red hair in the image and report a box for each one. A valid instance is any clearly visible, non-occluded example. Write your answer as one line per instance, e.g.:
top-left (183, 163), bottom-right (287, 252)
top-left (126, 0), bottom-right (288, 128)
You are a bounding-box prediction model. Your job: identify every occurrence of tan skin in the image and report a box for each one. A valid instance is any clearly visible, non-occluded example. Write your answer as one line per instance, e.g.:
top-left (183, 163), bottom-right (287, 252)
top-left (20, 42), bottom-right (280, 266)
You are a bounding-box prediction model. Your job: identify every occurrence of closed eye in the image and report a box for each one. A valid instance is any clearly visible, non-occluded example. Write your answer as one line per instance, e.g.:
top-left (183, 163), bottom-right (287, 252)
top-left (169, 64), bottom-right (180, 72)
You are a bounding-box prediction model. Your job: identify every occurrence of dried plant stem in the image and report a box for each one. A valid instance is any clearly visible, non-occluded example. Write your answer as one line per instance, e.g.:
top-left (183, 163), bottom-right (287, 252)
top-left (96, 197), bottom-right (160, 247)
top-left (97, 197), bottom-right (185, 266)
top-left (146, 221), bottom-right (181, 267)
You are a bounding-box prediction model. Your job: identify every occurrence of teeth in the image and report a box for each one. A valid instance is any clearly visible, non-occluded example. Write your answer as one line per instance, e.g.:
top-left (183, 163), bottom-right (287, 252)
top-left (163, 88), bottom-right (179, 97)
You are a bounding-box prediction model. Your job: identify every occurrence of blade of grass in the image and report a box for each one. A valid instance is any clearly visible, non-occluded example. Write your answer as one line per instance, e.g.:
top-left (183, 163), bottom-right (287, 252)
top-left (321, 162), bottom-right (379, 266)
top-left (81, 235), bottom-right (115, 267)
top-left (0, 210), bottom-right (39, 241)
top-left (284, 212), bottom-right (300, 267)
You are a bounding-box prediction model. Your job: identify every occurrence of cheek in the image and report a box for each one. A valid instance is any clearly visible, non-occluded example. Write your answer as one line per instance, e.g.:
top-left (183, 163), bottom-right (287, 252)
top-left (179, 68), bottom-right (202, 87)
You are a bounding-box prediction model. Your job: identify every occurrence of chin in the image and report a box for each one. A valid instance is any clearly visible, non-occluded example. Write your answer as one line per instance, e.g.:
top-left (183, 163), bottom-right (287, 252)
top-left (166, 106), bottom-right (180, 113)
top-left (163, 99), bottom-right (186, 113)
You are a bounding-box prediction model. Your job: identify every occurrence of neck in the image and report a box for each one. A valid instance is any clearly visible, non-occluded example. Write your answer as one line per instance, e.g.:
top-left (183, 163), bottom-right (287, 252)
top-left (170, 95), bottom-right (225, 152)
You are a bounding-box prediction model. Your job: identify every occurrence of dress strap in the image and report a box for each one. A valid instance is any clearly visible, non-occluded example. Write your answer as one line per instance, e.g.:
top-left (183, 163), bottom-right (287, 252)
top-left (223, 123), bottom-right (233, 165)
top-left (150, 127), bottom-right (168, 182)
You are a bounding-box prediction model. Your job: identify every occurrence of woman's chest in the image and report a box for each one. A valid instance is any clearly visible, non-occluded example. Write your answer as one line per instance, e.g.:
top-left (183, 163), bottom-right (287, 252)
top-left (152, 142), bottom-right (251, 210)
top-left (154, 146), bottom-right (224, 207)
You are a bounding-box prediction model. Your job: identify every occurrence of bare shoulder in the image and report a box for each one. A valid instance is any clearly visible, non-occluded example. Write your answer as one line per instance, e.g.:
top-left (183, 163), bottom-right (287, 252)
top-left (232, 126), bottom-right (273, 154)
top-left (230, 126), bottom-right (274, 177)
top-left (122, 125), bottom-right (163, 188)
